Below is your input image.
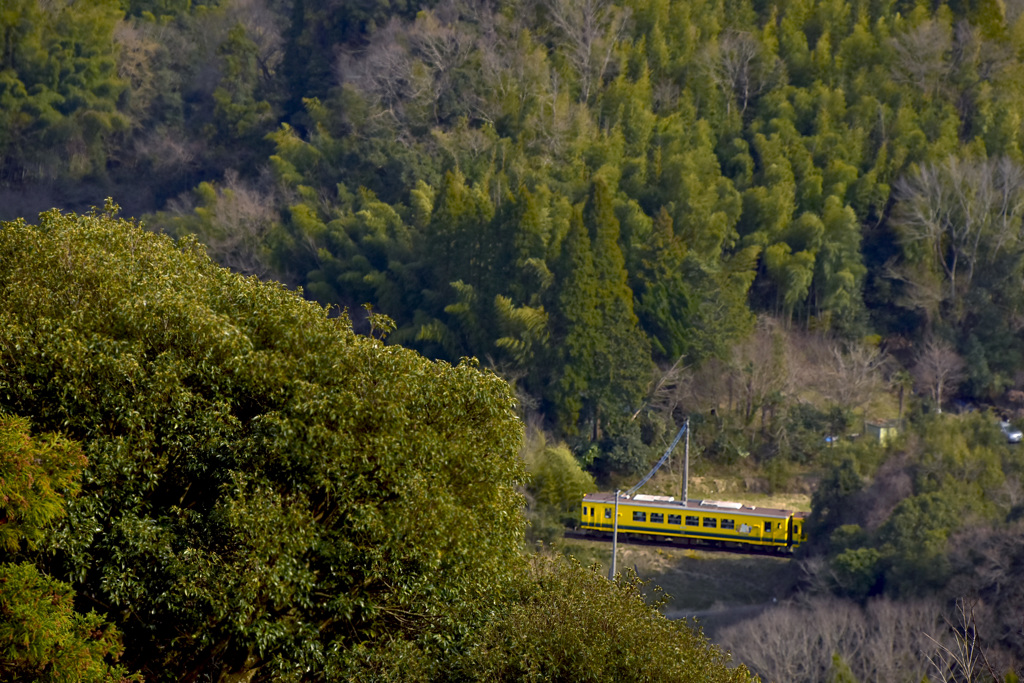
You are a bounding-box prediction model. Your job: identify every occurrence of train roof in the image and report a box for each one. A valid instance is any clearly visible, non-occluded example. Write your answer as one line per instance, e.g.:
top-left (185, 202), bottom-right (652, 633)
top-left (582, 492), bottom-right (799, 518)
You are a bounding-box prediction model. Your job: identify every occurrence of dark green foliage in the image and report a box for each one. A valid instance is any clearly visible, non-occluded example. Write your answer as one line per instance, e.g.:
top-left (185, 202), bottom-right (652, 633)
top-left (632, 206), bottom-right (755, 364)
top-left (0, 206), bottom-right (765, 681)
top-left (806, 458), bottom-right (864, 548)
top-left (804, 413), bottom-right (1021, 602)
top-left (593, 419), bottom-right (657, 477)
top-left (211, 25), bottom-right (274, 145)
top-left (551, 174), bottom-right (652, 441)
top-left (830, 546), bottom-right (883, 601)
top-left (14, 0), bottom-right (1024, 671)
top-left (128, 0), bottom-right (1024, 465)
top-left (456, 556), bottom-right (755, 683)
top-left (11, 0), bottom-right (1024, 524)
top-left (0, 415), bottom-right (138, 682)
top-left (552, 206), bottom-right (602, 436)
top-left (121, 0), bottom-right (209, 19)
top-left (0, 207), bottom-right (526, 681)
top-left (782, 403), bottom-right (834, 463)
top-left (877, 489), bottom-right (963, 594)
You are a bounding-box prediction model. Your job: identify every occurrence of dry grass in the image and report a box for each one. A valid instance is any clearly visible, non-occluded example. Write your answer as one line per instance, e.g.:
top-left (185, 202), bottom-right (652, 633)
top-left (607, 466), bottom-right (813, 511)
top-left (557, 537), bottom-right (794, 616)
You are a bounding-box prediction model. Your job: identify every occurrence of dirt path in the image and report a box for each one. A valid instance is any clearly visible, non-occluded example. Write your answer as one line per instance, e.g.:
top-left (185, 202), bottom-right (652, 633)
top-left (664, 601), bottom-right (778, 637)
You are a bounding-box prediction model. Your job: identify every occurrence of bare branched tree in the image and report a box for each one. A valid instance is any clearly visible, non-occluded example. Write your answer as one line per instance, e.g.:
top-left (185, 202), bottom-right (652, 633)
top-left (541, 0), bottom-right (630, 102)
top-left (890, 20), bottom-right (953, 97)
top-left (1007, 0), bottom-right (1024, 24)
top-left (477, 13), bottom-right (543, 124)
top-left (865, 598), bottom-right (952, 682)
top-left (819, 342), bottom-right (887, 414)
top-left (912, 338), bottom-right (966, 411)
top-left (675, 317), bottom-right (803, 434)
top-left (923, 598), bottom-right (1008, 683)
top-left (226, 0), bottom-right (285, 81)
top-left (892, 156), bottom-right (1024, 324)
top-left (168, 169), bottom-right (278, 279)
top-left (133, 128), bottom-right (202, 173)
top-left (717, 596), bottom-right (946, 683)
top-left (860, 454), bottom-right (914, 531)
top-left (340, 20), bottom-right (426, 124)
top-left (340, 4), bottom-right (480, 127)
top-left (408, 8), bottom-right (478, 121)
top-left (702, 30), bottom-right (780, 117)
top-left (731, 317), bottom-right (793, 427)
top-left (114, 20), bottom-right (162, 103)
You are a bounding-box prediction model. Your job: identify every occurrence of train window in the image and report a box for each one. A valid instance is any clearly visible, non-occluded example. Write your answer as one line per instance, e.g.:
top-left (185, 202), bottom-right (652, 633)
top-left (703, 517), bottom-right (717, 528)
top-left (685, 515), bottom-right (699, 526)
top-left (763, 521), bottom-right (772, 533)
top-left (632, 511), bottom-right (647, 522)
top-left (721, 519), bottom-right (735, 530)
top-left (668, 515), bottom-right (682, 525)
top-left (582, 506), bottom-right (588, 515)
top-left (650, 513), bottom-right (664, 524)
top-left (605, 508), bottom-right (611, 519)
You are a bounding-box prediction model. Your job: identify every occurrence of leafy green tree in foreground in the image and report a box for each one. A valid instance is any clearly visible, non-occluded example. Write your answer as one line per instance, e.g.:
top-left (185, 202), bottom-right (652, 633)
top-left (457, 556), bottom-right (752, 683)
top-left (0, 413), bottom-right (137, 682)
top-left (0, 205), bottom-right (748, 682)
top-left (0, 204), bottom-right (524, 680)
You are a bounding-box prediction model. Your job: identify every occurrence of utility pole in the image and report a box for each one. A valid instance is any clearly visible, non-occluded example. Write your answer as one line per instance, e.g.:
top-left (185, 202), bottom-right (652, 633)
top-left (681, 416), bottom-right (690, 504)
top-left (607, 419), bottom-right (689, 581)
top-left (609, 489), bottom-right (620, 579)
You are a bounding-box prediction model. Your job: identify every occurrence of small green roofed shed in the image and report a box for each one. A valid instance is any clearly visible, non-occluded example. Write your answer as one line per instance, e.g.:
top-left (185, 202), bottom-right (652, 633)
top-left (866, 419), bottom-right (901, 445)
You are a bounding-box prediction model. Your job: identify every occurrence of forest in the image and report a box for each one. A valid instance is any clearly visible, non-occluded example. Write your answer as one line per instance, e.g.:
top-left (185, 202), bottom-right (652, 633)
top-left (0, 208), bottom-right (750, 681)
top-left (6, 0), bottom-right (1024, 677)
top-left (6, 0), bottom-right (1024, 453)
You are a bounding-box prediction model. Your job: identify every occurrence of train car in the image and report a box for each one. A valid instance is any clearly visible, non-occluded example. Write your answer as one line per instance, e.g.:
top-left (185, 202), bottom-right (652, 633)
top-left (580, 492), bottom-right (808, 551)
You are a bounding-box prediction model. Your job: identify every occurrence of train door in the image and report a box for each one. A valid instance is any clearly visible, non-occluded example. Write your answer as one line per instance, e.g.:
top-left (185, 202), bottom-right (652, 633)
top-left (763, 519), bottom-right (785, 545)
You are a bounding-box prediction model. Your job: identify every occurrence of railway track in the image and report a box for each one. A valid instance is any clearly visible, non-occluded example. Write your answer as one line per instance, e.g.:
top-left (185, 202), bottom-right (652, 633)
top-left (563, 529), bottom-right (796, 558)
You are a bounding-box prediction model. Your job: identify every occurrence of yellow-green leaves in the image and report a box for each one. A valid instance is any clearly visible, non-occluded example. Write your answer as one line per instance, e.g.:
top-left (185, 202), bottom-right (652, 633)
top-left (0, 562), bottom-right (139, 683)
top-left (0, 208), bottom-right (527, 681)
top-left (0, 414), bottom-right (86, 552)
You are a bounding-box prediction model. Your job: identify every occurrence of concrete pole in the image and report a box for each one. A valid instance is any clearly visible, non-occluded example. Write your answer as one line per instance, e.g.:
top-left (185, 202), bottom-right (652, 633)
top-left (682, 417), bottom-right (690, 504)
top-left (609, 489), bottom-right (620, 580)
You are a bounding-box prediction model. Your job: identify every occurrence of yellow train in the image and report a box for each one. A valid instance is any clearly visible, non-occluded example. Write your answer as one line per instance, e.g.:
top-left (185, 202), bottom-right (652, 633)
top-left (580, 492), bottom-right (808, 551)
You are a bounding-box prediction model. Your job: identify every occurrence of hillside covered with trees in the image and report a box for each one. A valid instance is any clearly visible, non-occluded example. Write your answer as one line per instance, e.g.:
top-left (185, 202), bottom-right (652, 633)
top-left (8, 0), bottom-right (1024, 677)
top-left (6, 0), bottom-right (1024, 460)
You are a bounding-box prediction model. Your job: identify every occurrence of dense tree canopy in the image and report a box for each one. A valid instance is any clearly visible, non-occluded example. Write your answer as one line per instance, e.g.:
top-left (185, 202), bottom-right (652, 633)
top-left (0, 207), bottom-right (750, 681)
top-left (5, 0), bottom-right (1024, 453)
top-left (0, 413), bottom-right (138, 683)
top-left (0, 206), bottom-right (525, 679)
